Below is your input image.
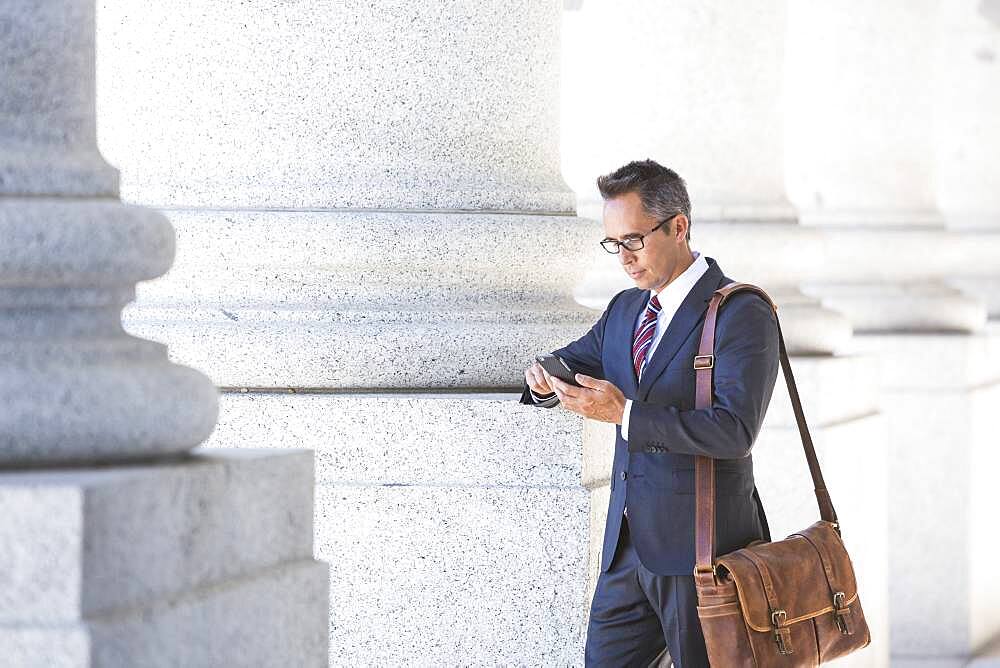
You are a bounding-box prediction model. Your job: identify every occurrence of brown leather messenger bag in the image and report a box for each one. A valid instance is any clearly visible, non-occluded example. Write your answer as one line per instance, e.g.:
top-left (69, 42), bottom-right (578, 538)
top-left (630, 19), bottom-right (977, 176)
top-left (692, 282), bottom-right (872, 666)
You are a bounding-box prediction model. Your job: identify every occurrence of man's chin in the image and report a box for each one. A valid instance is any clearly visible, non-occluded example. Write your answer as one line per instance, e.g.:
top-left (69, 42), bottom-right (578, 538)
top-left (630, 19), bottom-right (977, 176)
top-left (626, 269), bottom-right (649, 288)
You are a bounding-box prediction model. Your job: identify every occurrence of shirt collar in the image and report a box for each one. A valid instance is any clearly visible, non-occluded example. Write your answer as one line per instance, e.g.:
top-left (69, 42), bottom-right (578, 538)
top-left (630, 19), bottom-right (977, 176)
top-left (651, 250), bottom-right (709, 305)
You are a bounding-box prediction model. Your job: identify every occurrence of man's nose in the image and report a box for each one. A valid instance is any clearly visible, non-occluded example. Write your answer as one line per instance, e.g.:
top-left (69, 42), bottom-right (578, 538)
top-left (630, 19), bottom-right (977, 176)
top-left (619, 248), bottom-right (637, 264)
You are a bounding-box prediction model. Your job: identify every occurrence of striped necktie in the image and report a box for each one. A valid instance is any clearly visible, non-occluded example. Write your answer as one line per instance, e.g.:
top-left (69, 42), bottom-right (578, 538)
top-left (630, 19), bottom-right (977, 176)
top-left (632, 294), bottom-right (661, 379)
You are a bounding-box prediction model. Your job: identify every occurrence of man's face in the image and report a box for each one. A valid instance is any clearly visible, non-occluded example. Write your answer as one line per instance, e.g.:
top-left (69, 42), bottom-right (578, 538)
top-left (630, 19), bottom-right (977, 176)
top-left (602, 191), bottom-right (689, 293)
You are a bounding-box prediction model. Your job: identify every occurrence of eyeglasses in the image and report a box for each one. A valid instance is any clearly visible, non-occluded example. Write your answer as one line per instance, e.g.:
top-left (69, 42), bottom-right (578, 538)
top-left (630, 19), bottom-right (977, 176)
top-left (600, 214), bottom-right (679, 254)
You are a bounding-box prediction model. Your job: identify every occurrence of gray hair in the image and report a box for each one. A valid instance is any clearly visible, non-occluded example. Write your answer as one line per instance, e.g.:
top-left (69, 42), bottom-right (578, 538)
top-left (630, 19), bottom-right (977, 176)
top-left (596, 159), bottom-right (692, 242)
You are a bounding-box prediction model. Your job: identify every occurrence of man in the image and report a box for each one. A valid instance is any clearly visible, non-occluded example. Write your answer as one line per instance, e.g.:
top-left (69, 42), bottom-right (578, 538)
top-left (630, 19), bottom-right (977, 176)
top-left (521, 160), bottom-right (780, 667)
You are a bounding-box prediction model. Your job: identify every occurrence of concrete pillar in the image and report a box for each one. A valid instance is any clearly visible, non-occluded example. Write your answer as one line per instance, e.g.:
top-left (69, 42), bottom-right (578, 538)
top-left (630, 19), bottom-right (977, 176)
top-left (785, 1), bottom-right (1000, 665)
top-left (98, 1), bottom-right (594, 389)
top-left (931, 2), bottom-right (1000, 664)
top-left (0, 0), bottom-right (327, 663)
top-left (936, 0), bottom-right (1000, 318)
top-left (96, 1), bottom-right (595, 663)
top-left (849, 333), bottom-right (1000, 668)
top-left (562, 0), bottom-right (852, 356)
top-left (0, 0), bottom-right (213, 465)
top-left (785, 0), bottom-right (986, 333)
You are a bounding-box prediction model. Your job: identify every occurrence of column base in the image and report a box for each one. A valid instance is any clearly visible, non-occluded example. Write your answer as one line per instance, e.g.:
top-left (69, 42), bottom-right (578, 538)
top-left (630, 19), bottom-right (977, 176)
top-left (2, 560), bottom-right (328, 668)
top-left (803, 282), bottom-right (988, 333)
top-left (122, 209), bottom-right (598, 388)
top-left (205, 391), bottom-right (591, 665)
top-left (0, 449), bottom-right (329, 667)
top-left (851, 330), bottom-right (1000, 663)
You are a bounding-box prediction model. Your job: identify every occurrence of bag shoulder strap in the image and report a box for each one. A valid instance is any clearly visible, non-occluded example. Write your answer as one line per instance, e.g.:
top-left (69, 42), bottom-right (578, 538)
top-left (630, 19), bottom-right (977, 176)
top-left (693, 282), bottom-right (839, 585)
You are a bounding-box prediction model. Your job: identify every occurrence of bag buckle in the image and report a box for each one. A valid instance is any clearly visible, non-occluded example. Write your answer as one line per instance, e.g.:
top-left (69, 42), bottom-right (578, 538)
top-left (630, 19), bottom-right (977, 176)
top-left (693, 355), bottom-right (714, 370)
top-left (771, 609), bottom-right (793, 655)
top-left (833, 591), bottom-right (855, 635)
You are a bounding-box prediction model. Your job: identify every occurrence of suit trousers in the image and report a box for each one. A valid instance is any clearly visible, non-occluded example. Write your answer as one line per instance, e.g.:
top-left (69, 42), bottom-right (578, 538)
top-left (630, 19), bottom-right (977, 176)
top-left (585, 517), bottom-right (710, 668)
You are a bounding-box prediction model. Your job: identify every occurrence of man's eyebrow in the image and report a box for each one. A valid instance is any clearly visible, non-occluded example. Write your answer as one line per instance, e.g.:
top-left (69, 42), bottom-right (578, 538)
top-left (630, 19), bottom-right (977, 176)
top-left (602, 232), bottom-right (643, 240)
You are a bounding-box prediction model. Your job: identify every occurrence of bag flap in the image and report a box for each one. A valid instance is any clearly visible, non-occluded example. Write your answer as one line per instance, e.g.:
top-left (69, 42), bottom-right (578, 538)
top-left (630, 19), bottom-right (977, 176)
top-left (715, 521), bottom-right (860, 633)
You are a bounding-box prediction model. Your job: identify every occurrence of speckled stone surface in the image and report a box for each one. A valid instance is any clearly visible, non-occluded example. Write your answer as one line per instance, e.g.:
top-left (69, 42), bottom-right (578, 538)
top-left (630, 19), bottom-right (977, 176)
top-left (582, 420), bottom-right (614, 606)
top-left (122, 210), bottom-right (599, 388)
top-left (0, 345), bottom-right (218, 465)
top-left (1, 0), bottom-right (218, 464)
top-left (96, 1), bottom-right (571, 211)
top-left (0, 449), bottom-right (329, 666)
top-left (0, 199), bottom-right (174, 287)
top-left (1, 559), bottom-right (329, 668)
top-left (0, 450), bottom-right (317, 620)
top-left (205, 392), bottom-right (591, 666)
top-left (0, 1), bottom-right (117, 197)
top-left (91, 559), bottom-right (328, 668)
top-left (206, 393), bottom-right (586, 487)
top-left (317, 485), bottom-right (587, 666)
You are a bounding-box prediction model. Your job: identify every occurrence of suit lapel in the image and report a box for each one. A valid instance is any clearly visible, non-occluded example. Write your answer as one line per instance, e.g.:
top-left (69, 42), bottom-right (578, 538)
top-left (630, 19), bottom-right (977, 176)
top-left (637, 257), bottom-right (726, 398)
top-left (611, 289), bottom-right (647, 399)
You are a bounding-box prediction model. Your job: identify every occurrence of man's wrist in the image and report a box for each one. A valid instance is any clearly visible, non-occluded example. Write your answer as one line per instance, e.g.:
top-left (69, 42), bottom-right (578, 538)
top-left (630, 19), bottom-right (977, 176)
top-left (529, 387), bottom-right (559, 405)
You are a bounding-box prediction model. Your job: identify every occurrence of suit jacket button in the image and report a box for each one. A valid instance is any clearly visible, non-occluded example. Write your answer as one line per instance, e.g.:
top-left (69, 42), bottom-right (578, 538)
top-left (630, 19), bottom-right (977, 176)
top-left (621, 471), bottom-right (627, 481)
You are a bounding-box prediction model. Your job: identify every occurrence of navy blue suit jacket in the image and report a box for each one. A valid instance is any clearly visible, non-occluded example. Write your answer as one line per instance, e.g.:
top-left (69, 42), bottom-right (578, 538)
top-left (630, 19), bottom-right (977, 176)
top-left (521, 256), bottom-right (779, 576)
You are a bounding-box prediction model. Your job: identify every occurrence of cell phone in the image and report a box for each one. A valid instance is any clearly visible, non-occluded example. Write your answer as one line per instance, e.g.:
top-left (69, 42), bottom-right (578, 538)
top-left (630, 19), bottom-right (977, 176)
top-left (535, 354), bottom-right (582, 387)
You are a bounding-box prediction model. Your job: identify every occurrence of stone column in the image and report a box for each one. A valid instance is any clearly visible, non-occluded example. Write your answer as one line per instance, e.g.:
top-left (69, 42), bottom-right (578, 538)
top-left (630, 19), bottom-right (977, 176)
top-left (785, 0), bottom-right (986, 332)
top-left (785, 1), bottom-right (1000, 665)
top-left (562, 0), bottom-right (851, 356)
top-left (98, 1), bottom-right (594, 389)
top-left (0, 0), bottom-right (213, 464)
top-left (932, 1), bottom-right (1000, 664)
top-left (562, 2), bottom-right (888, 666)
top-left (0, 1), bottom-right (327, 664)
top-left (937, 0), bottom-right (1000, 317)
top-left (96, 1), bottom-right (595, 663)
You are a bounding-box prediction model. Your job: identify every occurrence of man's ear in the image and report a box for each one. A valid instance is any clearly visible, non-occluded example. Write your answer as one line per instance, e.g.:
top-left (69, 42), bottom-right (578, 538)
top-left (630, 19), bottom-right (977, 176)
top-left (673, 215), bottom-right (689, 243)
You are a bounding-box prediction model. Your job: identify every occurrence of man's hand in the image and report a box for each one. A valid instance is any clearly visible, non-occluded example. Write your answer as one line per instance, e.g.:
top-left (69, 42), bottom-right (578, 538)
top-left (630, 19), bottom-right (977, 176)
top-left (524, 362), bottom-right (555, 396)
top-left (548, 372), bottom-right (626, 424)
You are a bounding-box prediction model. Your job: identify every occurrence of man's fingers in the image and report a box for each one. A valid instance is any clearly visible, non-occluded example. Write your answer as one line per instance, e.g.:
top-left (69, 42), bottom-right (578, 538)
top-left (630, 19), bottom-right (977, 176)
top-left (551, 376), bottom-right (587, 400)
top-left (525, 370), bottom-right (544, 394)
top-left (525, 363), bottom-right (553, 394)
top-left (550, 376), bottom-right (569, 402)
top-left (574, 373), bottom-right (606, 391)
